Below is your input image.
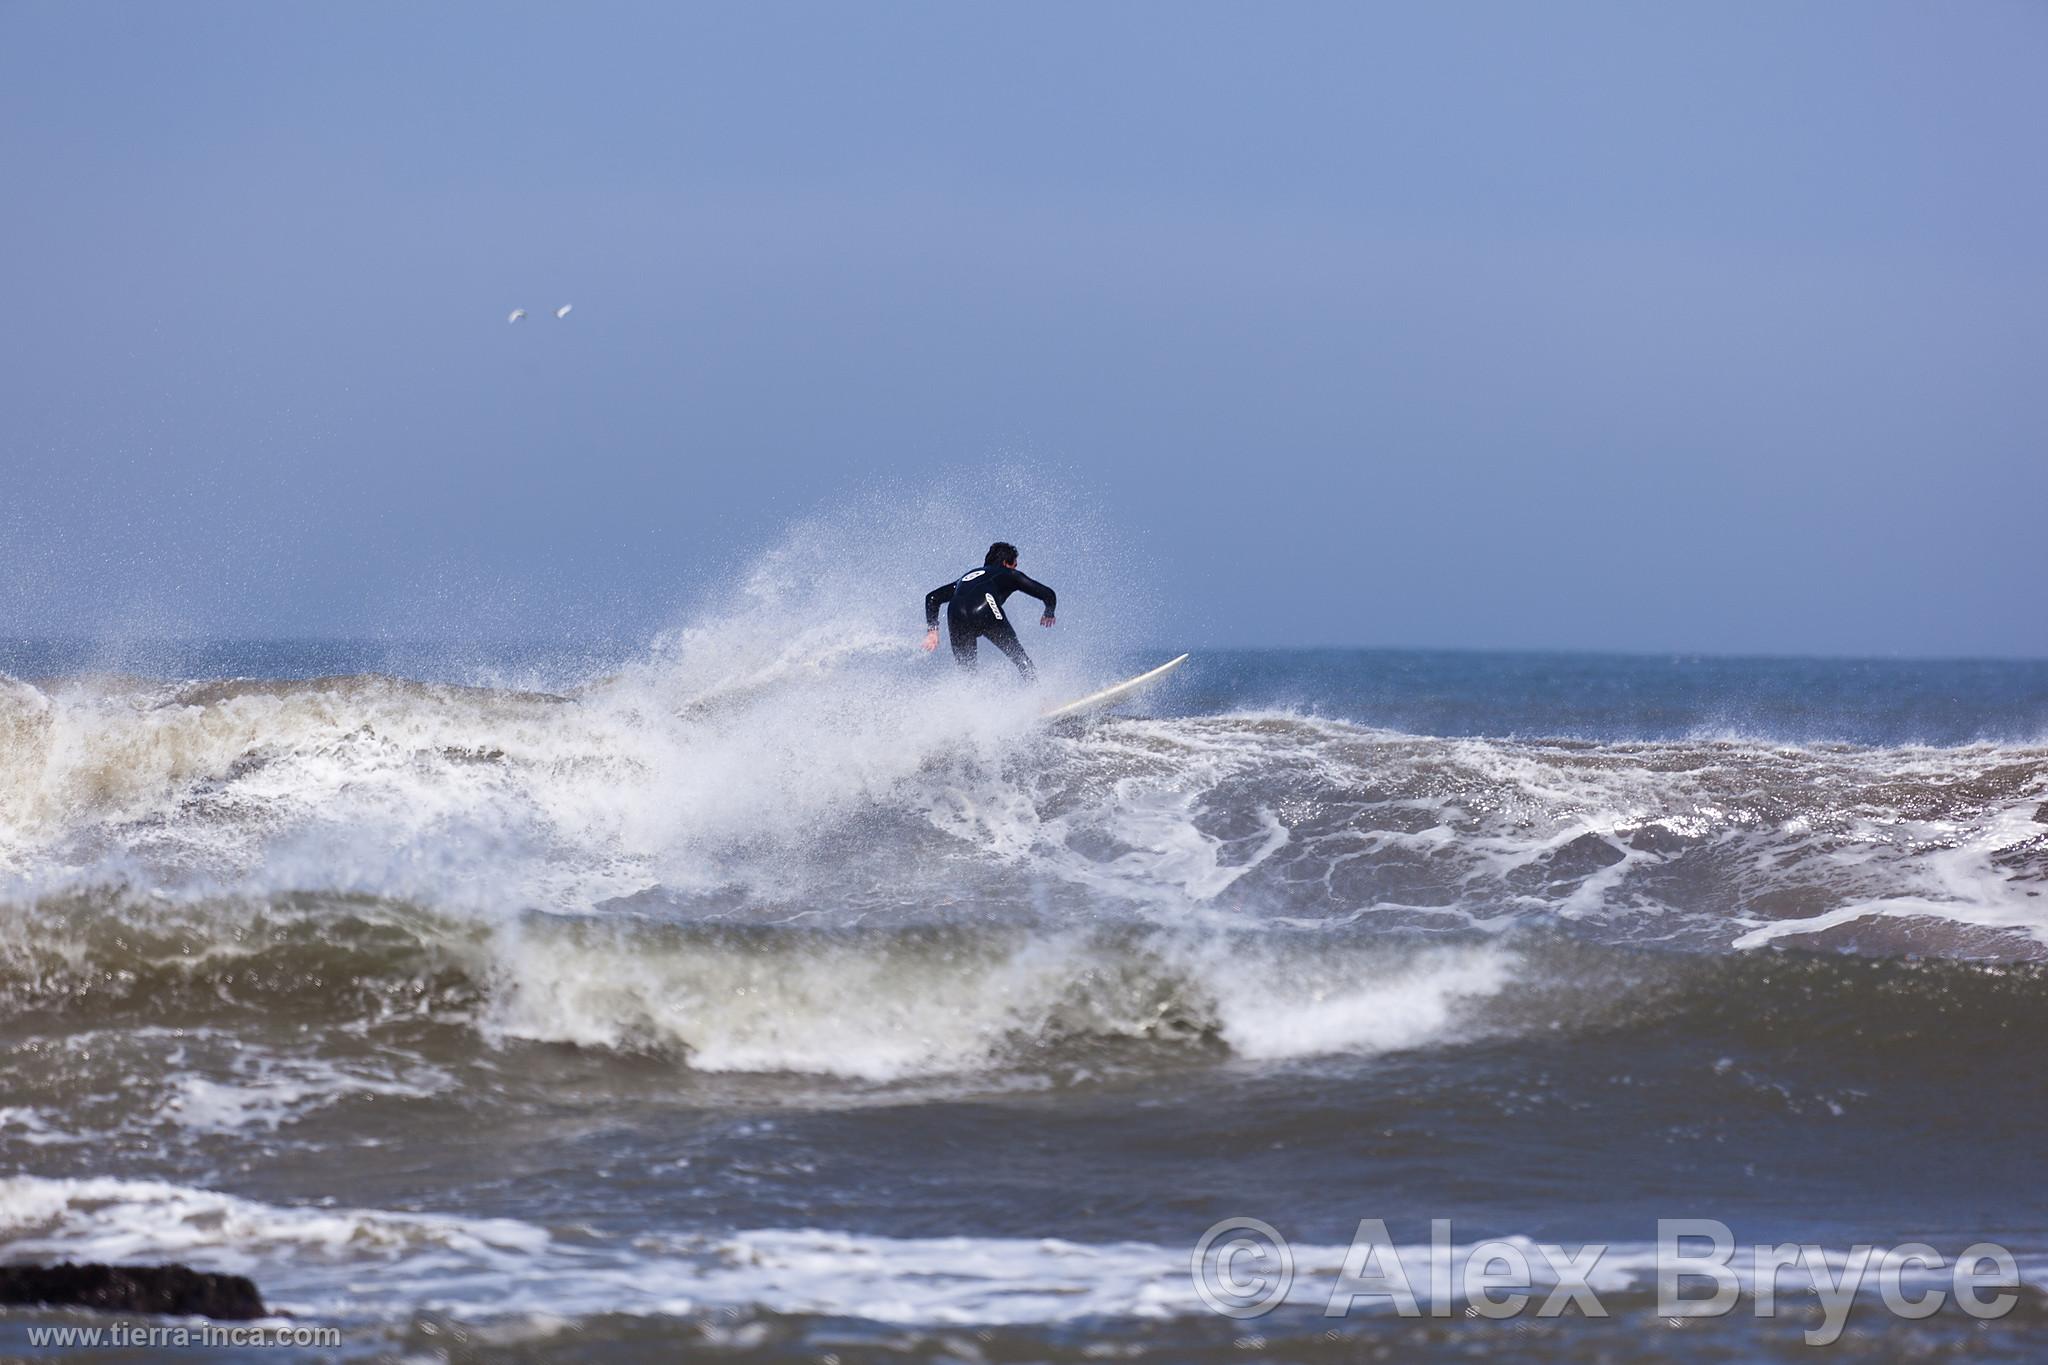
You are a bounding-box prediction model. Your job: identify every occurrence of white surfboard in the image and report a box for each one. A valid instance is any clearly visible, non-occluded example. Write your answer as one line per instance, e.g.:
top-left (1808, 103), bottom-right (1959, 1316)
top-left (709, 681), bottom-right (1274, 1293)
top-left (1041, 654), bottom-right (1189, 721)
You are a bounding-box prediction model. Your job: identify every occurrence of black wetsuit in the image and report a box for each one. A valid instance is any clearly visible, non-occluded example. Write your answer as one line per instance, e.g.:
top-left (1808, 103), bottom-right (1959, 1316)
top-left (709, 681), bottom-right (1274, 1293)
top-left (925, 564), bottom-right (1057, 677)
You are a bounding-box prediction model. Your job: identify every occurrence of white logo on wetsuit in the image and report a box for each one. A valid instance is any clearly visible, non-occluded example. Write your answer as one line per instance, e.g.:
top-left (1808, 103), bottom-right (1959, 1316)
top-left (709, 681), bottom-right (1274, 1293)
top-left (984, 592), bottom-right (1003, 621)
top-left (960, 569), bottom-right (985, 583)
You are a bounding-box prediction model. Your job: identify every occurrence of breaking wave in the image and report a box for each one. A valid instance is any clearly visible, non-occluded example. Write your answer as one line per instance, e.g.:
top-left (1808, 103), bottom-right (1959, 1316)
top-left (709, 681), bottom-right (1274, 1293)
top-left (0, 502), bottom-right (2043, 1094)
top-left (5, 896), bottom-right (2046, 1088)
top-left (1, 663), bottom-right (2042, 955)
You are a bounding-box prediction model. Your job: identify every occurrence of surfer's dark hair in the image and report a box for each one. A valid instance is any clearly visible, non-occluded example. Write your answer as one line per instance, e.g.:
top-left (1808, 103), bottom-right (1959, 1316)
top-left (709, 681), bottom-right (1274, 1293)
top-left (985, 542), bottom-right (1018, 566)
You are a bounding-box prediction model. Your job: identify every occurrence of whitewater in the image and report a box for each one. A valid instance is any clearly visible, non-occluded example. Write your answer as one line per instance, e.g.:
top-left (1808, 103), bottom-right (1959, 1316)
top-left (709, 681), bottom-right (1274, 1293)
top-left (2, 515), bottom-right (2045, 1361)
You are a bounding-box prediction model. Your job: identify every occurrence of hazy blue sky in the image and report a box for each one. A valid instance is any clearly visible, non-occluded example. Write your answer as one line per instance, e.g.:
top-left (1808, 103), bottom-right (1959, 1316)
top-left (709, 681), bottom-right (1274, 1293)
top-left (3, 1), bottom-right (2043, 655)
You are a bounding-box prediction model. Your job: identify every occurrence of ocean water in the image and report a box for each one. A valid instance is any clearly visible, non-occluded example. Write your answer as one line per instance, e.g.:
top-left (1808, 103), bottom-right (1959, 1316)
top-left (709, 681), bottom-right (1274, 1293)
top-left (2, 606), bottom-right (2046, 1359)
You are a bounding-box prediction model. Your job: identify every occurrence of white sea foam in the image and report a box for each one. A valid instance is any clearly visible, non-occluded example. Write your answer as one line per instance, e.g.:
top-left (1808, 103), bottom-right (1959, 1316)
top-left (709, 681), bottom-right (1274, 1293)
top-left (1189, 938), bottom-right (1515, 1059)
top-left (161, 1055), bottom-right (453, 1135)
top-left (1732, 802), bottom-right (2048, 950)
top-left (0, 1107), bottom-right (72, 1147)
top-left (3, 1176), bottom-right (2037, 1327)
top-left (482, 925), bottom-right (1517, 1078)
top-left (0, 1177), bottom-right (553, 1304)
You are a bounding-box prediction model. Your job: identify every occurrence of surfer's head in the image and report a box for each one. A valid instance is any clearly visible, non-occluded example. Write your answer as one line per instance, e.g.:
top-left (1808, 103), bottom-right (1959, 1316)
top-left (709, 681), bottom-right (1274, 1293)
top-left (985, 542), bottom-right (1019, 568)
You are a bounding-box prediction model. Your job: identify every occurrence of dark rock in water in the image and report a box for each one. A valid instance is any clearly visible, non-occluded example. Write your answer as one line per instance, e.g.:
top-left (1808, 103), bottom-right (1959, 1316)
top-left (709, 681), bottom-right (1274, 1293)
top-left (1502, 830), bottom-right (1627, 894)
top-left (1626, 823), bottom-right (1691, 856)
top-left (1544, 831), bottom-right (1628, 877)
top-left (0, 1263), bottom-right (266, 1320)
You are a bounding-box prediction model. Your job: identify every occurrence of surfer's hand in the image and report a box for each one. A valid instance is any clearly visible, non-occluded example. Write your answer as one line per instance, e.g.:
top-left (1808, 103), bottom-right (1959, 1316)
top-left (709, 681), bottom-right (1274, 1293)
top-left (1041, 615), bottom-right (1056, 628)
top-left (922, 629), bottom-right (940, 652)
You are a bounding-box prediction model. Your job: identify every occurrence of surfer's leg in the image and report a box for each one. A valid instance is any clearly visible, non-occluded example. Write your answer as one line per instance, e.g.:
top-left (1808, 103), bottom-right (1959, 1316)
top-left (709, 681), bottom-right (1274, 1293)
top-left (949, 625), bottom-right (978, 670)
top-left (985, 620), bottom-right (1035, 680)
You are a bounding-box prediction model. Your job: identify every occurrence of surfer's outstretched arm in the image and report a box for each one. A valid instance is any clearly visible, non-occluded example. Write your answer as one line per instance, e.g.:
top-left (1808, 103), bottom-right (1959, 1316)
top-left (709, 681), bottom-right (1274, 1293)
top-left (1009, 570), bottom-right (1057, 625)
top-left (923, 581), bottom-right (955, 652)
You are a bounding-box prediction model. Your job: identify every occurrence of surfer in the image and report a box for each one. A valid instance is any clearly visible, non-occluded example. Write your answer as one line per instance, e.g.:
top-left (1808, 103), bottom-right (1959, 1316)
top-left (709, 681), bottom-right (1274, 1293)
top-left (923, 542), bottom-right (1057, 678)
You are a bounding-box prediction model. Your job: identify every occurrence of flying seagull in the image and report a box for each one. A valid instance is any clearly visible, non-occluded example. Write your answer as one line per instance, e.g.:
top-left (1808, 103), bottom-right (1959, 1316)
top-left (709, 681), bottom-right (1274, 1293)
top-left (507, 309), bottom-right (527, 324)
top-left (554, 304), bottom-right (573, 319)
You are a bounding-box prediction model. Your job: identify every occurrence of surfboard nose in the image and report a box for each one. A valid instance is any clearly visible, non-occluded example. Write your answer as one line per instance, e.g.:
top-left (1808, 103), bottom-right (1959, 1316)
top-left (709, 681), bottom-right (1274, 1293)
top-left (1041, 654), bottom-right (1190, 721)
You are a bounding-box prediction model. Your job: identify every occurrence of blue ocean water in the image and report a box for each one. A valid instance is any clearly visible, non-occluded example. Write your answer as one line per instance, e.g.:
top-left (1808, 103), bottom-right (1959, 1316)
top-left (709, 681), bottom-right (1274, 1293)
top-left (7, 638), bottom-right (2044, 746)
top-left (1168, 649), bottom-right (2048, 746)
